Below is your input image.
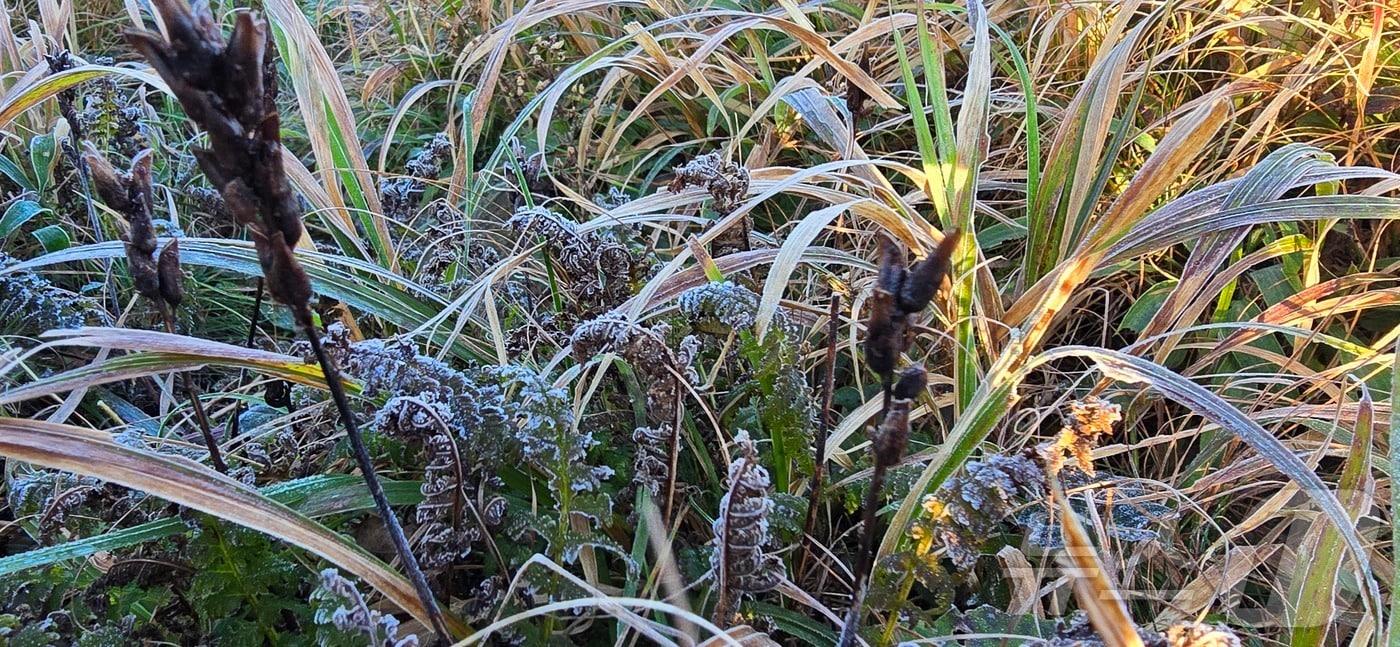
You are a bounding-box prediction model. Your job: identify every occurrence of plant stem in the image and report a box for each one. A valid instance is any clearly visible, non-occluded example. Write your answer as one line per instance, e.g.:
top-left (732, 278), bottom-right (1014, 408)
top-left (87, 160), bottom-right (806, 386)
top-left (160, 304), bottom-right (227, 474)
top-left (226, 278), bottom-right (266, 440)
top-left (798, 294), bottom-right (841, 577)
top-left (837, 456), bottom-right (889, 647)
top-left (296, 308), bottom-right (450, 641)
top-left (661, 375), bottom-right (683, 527)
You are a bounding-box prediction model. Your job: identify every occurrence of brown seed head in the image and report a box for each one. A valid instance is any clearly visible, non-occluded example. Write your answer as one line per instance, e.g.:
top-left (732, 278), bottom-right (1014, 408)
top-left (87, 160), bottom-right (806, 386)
top-left (127, 1), bottom-right (310, 311)
top-left (876, 235), bottom-right (906, 297)
top-left (82, 143), bottom-right (129, 212)
top-left (892, 364), bottom-right (928, 401)
top-left (129, 251), bottom-right (161, 302)
top-left (125, 149), bottom-right (158, 256)
top-left (157, 239), bottom-right (184, 308)
top-left (863, 290), bottom-right (903, 379)
top-left (897, 229), bottom-right (960, 314)
top-left (872, 401), bottom-right (910, 464)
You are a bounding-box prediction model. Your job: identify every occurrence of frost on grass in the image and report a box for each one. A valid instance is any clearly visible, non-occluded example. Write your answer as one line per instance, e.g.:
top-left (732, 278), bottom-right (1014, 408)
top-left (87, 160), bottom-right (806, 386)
top-left (311, 569), bottom-right (418, 647)
top-left (493, 364), bottom-right (613, 494)
top-left (711, 431), bottom-right (782, 625)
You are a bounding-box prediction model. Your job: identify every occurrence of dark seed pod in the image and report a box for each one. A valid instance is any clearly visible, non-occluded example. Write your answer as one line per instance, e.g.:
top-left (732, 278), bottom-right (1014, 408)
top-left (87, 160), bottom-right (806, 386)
top-left (871, 401), bottom-right (910, 464)
top-left (157, 240), bottom-right (184, 308)
top-left (125, 149), bottom-right (158, 256)
top-left (262, 234), bottom-right (313, 315)
top-left (82, 143), bottom-right (130, 212)
top-left (892, 364), bottom-right (928, 401)
top-left (863, 290), bottom-right (903, 379)
top-left (876, 235), bottom-right (906, 297)
top-left (223, 12), bottom-right (267, 131)
top-left (128, 251), bottom-right (161, 302)
top-left (897, 230), bottom-right (960, 314)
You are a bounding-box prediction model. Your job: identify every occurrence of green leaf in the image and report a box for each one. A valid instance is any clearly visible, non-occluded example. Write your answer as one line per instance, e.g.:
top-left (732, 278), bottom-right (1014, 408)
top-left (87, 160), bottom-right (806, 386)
top-left (31, 224), bottom-right (70, 252)
top-left (0, 155), bottom-right (36, 193)
top-left (28, 131), bottom-right (57, 194)
top-left (0, 199), bottom-right (47, 238)
top-left (1119, 280), bottom-right (1176, 333)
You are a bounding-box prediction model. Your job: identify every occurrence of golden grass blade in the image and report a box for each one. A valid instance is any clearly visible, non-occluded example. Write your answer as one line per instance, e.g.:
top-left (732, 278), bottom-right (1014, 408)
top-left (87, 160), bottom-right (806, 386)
top-left (0, 417), bottom-right (468, 636)
top-left (1157, 545), bottom-right (1280, 624)
top-left (0, 63), bottom-right (167, 132)
top-left (1050, 473), bottom-right (1144, 647)
top-left (1390, 338), bottom-right (1400, 646)
top-left (1040, 346), bottom-right (1385, 633)
top-left (263, 0), bottom-right (395, 270)
top-left (0, 351), bottom-right (329, 406)
top-left (1007, 96), bottom-right (1232, 365)
top-left (1022, 14), bottom-right (1151, 283)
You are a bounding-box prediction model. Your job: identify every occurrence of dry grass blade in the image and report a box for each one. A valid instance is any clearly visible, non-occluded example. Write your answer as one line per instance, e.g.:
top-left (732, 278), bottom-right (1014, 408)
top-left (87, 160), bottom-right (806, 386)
top-left (0, 417), bottom-right (468, 636)
top-left (1050, 473), bottom-right (1144, 647)
top-left (262, 0), bottom-right (395, 269)
top-left (0, 63), bottom-right (166, 131)
top-left (1036, 346), bottom-right (1385, 635)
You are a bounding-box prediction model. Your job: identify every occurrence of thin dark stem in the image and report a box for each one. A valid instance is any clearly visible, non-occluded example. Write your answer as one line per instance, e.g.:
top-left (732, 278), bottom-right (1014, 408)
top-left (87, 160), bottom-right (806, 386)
top-left (226, 278), bottom-right (266, 440)
top-left (160, 304), bottom-right (227, 474)
top-left (297, 308), bottom-right (450, 641)
top-left (837, 457), bottom-right (888, 647)
top-left (798, 294), bottom-right (841, 577)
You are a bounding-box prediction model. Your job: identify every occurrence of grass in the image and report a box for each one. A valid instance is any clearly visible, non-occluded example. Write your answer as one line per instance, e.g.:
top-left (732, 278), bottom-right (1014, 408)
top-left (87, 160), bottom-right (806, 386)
top-left (0, 0), bottom-right (1397, 644)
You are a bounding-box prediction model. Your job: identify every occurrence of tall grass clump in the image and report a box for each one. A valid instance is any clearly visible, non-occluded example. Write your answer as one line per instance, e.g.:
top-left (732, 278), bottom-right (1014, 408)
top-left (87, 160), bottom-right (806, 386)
top-left (0, 0), bottom-right (1396, 645)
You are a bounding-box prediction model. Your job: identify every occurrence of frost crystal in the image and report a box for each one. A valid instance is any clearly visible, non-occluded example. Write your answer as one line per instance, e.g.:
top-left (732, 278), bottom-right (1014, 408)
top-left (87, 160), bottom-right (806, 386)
top-left (0, 253), bottom-right (110, 336)
top-left (678, 281), bottom-right (758, 332)
top-left (299, 324), bottom-right (508, 462)
top-left (508, 206), bottom-right (634, 314)
top-left (912, 453), bottom-right (1045, 570)
top-left (311, 569), bottom-right (419, 647)
top-left (669, 152), bottom-right (750, 216)
top-left (711, 431), bottom-right (782, 625)
top-left (570, 316), bottom-right (697, 494)
top-left (380, 133), bottom-right (452, 223)
top-left (1012, 468), bottom-right (1171, 549)
top-left (493, 364), bottom-right (612, 493)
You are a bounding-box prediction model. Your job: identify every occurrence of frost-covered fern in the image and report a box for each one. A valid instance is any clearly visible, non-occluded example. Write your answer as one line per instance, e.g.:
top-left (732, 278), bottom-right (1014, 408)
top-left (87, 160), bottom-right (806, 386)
top-left (711, 431), bottom-right (782, 626)
top-left (311, 569), bottom-right (418, 647)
